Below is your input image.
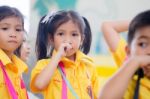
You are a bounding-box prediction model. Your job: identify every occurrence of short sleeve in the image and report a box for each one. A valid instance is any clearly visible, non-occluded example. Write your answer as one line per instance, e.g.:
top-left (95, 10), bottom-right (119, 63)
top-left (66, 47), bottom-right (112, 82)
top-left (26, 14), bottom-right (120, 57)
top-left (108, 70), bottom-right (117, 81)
top-left (30, 59), bottom-right (50, 93)
top-left (111, 37), bottom-right (127, 67)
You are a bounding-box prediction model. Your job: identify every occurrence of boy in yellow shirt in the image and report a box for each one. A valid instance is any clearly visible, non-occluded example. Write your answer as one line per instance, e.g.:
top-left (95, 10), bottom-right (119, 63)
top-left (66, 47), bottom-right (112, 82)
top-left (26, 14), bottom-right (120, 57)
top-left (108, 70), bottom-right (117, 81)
top-left (100, 10), bottom-right (150, 99)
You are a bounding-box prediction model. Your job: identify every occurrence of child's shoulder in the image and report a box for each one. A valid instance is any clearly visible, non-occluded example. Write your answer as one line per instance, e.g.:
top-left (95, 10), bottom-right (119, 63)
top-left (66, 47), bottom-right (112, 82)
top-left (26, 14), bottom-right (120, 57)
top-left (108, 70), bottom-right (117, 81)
top-left (80, 55), bottom-right (95, 69)
top-left (34, 58), bottom-right (50, 68)
top-left (77, 51), bottom-right (94, 66)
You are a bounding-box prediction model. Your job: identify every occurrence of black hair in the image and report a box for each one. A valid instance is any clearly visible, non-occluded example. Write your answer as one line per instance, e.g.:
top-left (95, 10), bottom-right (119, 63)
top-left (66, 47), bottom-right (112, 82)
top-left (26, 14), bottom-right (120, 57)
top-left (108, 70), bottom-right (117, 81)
top-left (0, 5), bottom-right (24, 29)
top-left (127, 10), bottom-right (150, 46)
top-left (35, 10), bottom-right (92, 60)
top-left (81, 17), bottom-right (92, 54)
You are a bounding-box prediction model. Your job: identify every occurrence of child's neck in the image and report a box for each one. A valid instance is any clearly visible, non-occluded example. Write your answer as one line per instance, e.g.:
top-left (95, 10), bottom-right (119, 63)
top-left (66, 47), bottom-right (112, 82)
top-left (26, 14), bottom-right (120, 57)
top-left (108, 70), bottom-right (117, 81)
top-left (66, 54), bottom-right (76, 62)
top-left (3, 50), bottom-right (13, 59)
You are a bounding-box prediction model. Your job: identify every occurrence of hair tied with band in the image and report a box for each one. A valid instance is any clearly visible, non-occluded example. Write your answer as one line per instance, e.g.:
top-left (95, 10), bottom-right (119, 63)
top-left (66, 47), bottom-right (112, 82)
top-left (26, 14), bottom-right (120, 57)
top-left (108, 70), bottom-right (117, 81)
top-left (41, 11), bottom-right (56, 24)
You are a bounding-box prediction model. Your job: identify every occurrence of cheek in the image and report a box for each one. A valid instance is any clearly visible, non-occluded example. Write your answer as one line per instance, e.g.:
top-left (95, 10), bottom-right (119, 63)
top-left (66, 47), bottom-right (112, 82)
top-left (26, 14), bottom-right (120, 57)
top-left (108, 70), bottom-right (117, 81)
top-left (18, 33), bottom-right (24, 41)
top-left (53, 40), bottom-right (62, 50)
top-left (74, 40), bottom-right (82, 49)
top-left (130, 43), bottom-right (144, 56)
top-left (131, 48), bottom-right (146, 55)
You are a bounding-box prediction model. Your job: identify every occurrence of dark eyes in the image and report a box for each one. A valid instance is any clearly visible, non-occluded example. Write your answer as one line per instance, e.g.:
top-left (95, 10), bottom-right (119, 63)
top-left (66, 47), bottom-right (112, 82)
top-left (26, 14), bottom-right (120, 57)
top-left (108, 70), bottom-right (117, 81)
top-left (57, 32), bottom-right (64, 36)
top-left (1, 27), bottom-right (23, 32)
top-left (72, 33), bottom-right (78, 36)
top-left (138, 42), bottom-right (148, 48)
top-left (1, 27), bottom-right (8, 30)
top-left (56, 32), bottom-right (79, 36)
top-left (16, 28), bottom-right (23, 32)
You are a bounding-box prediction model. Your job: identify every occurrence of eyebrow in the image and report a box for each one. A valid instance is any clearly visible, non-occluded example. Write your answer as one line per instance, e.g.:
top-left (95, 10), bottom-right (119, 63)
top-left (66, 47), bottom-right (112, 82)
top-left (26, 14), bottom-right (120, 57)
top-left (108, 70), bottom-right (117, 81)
top-left (138, 35), bottom-right (150, 40)
top-left (57, 29), bottom-right (78, 32)
top-left (0, 23), bottom-right (9, 26)
top-left (0, 23), bottom-right (22, 27)
top-left (56, 29), bottom-right (64, 32)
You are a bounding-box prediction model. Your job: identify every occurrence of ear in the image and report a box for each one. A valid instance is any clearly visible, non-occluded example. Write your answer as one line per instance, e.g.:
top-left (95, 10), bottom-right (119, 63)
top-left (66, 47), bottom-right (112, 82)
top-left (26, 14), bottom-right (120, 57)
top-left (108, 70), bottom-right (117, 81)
top-left (48, 34), bottom-right (54, 46)
top-left (125, 45), bottom-right (131, 56)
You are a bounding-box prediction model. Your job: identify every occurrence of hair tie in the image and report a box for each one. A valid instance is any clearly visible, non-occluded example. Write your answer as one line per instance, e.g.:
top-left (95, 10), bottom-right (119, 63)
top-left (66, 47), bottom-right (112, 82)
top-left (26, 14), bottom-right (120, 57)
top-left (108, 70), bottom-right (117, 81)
top-left (41, 11), bottom-right (56, 23)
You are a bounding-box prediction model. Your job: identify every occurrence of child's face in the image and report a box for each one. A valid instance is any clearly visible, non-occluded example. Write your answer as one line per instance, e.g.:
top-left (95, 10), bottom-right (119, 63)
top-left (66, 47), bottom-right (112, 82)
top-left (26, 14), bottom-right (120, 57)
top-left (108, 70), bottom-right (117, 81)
top-left (0, 17), bottom-right (24, 54)
top-left (128, 26), bottom-right (150, 78)
top-left (53, 20), bottom-right (83, 59)
top-left (20, 41), bottom-right (30, 62)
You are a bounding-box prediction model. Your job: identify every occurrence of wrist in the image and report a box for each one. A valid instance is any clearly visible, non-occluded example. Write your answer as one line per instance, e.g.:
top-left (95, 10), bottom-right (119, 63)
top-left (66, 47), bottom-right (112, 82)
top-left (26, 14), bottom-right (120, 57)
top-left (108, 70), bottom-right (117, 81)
top-left (125, 57), bottom-right (140, 70)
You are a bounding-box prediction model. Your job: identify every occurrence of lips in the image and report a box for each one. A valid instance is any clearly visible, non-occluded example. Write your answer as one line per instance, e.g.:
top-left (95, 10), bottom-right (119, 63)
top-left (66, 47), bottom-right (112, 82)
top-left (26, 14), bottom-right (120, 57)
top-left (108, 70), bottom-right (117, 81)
top-left (8, 40), bottom-right (18, 43)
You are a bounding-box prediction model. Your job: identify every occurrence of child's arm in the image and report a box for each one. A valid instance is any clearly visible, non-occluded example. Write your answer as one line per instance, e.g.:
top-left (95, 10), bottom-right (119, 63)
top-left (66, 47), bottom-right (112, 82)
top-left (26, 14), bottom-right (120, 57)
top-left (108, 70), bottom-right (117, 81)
top-left (98, 55), bottom-right (150, 99)
top-left (34, 43), bottom-right (72, 90)
top-left (101, 20), bottom-right (130, 52)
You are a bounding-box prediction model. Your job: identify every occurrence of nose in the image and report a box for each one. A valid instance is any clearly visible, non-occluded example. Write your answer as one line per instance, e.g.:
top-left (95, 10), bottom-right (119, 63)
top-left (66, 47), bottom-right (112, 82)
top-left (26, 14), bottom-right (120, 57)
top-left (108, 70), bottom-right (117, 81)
top-left (9, 31), bottom-right (17, 38)
top-left (63, 36), bottom-right (72, 44)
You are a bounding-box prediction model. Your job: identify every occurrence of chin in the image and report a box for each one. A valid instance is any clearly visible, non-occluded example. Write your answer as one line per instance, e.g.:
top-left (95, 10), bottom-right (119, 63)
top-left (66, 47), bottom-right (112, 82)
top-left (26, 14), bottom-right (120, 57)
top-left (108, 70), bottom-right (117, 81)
top-left (66, 53), bottom-right (75, 59)
top-left (146, 75), bottom-right (150, 79)
top-left (144, 72), bottom-right (150, 79)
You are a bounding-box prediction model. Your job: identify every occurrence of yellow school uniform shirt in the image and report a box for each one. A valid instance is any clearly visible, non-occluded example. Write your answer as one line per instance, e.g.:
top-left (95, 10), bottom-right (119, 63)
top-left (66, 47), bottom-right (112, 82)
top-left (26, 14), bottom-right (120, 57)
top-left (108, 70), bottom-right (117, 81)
top-left (0, 49), bottom-right (28, 99)
top-left (112, 38), bottom-right (150, 99)
top-left (111, 37), bottom-right (127, 67)
top-left (30, 51), bottom-right (100, 99)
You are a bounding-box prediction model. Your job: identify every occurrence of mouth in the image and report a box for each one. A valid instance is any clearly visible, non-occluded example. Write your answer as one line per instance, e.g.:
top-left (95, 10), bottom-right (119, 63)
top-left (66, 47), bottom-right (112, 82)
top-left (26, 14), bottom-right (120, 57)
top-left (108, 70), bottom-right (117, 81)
top-left (8, 40), bottom-right (18, 44)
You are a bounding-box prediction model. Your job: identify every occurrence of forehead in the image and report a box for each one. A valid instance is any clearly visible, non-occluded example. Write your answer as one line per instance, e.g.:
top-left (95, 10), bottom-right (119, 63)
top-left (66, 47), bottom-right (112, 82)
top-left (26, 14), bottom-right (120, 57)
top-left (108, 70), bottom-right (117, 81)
top-left (134, 26), bottom-right (150, 40)
top-left (0, 16), bottom-right (23, 26)
top-left (57, 20), bottom-right (79, 31)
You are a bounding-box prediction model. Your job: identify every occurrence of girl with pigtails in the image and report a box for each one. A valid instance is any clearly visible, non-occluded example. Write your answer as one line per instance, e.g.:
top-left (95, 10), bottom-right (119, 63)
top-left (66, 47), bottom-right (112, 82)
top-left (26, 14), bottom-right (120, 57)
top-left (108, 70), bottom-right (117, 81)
top-left (30, 10), bottom-right (100, 99)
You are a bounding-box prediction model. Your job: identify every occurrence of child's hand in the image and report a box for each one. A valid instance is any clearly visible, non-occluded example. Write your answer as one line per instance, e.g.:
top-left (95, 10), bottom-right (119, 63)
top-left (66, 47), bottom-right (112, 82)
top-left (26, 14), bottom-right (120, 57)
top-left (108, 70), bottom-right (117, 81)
top-left (57, 42), bottom-right (72, 57)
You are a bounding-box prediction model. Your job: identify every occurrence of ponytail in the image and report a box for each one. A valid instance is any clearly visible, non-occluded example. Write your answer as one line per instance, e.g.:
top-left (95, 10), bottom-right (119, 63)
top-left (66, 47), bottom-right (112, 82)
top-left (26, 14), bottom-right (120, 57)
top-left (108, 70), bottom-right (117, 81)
top-left (35, 16), bottom-right (49, 60)
top-left (81, 17), bottom-right (92, 54)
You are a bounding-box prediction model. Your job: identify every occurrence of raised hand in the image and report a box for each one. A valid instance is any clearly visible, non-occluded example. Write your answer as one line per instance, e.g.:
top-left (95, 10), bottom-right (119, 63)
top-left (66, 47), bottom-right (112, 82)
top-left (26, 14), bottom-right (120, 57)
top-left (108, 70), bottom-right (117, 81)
top-left (57, 42), bottom-right (73, 57)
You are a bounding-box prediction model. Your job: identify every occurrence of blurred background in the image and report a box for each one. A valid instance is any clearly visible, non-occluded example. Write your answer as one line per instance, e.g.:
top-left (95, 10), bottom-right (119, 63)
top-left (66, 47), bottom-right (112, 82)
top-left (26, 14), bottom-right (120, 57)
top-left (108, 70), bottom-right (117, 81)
top-left (0, 0), bottom-right (150, 98)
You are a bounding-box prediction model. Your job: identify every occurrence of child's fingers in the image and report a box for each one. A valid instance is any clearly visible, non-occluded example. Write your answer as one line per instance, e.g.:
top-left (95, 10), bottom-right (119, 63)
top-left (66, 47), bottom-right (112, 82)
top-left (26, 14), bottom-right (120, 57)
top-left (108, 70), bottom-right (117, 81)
top-left (64, 43), bottom-right (72, 52)
top-left (58, 43), bottom-right (72, 57)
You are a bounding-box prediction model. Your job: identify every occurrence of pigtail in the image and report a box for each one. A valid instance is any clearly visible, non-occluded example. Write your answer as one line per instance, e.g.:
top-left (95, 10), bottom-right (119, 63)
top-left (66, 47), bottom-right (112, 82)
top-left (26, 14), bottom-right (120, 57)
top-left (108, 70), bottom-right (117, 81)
top-left (133, 68), bottom-right (144, 99)
top-left (35, 16), bottom-right (49, 60)
top-left (81, 17), bottom-right (92, 54)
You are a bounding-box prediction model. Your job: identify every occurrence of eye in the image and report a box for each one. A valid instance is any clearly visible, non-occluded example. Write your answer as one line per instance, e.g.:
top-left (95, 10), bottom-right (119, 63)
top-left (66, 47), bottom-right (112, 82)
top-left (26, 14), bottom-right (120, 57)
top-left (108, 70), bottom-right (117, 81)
top-left (57, 32), bottom-right (64, 36)
top-left (138, 42), bottom-right (148, 48)
top-left (72, 32), bottom-right (79, 36)
top-left (16, 28), bottom-right (23, 32)
top-left (1, 27), bottom-right (8, 30)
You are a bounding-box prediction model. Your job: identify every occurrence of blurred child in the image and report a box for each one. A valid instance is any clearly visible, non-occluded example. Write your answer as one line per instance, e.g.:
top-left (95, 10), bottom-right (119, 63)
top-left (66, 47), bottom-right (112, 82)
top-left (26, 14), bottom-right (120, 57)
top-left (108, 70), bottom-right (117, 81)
top-left (99, 10), bottom-right (150, 99)
top-left (30, 10), bottom-right (100, 99)
top-left (15, 32), bottom-right (30, 62)
top-left (0, 6), bottom-right (28, 99)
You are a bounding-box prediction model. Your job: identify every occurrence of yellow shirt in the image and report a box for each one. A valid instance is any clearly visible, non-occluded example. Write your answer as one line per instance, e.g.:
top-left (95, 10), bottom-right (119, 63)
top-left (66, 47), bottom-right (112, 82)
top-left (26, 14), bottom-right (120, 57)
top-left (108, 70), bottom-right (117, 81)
top-left (111, 37), bottom-right (127, 67)
top-left (112, 38), bottom-right (150, 99)
top-left (30, 51), bottom-right (100, 99)
top-left (124, 77), bottom-right (150, 99)
top-left (0, 49), bottom-right (28, 99)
